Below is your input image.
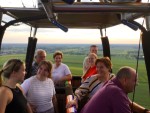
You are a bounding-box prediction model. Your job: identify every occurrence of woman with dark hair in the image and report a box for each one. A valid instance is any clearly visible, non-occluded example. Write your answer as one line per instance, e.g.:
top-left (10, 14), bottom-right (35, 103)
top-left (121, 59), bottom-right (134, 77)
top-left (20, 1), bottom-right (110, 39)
top-left (0, 59), bottom-right (32, 113)
top-left (21, 60), bottom-right (58, 113)
top-left (66, 57), bottom-right (115, 109)
top-left (52, 51), bottom-right (72, 86)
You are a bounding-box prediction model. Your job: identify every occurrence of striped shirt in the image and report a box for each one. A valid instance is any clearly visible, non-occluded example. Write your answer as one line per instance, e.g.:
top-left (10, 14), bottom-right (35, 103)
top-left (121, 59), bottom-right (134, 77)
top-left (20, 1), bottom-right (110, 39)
top-left (75, 74), bottom-right (115, 101)
top-left (21, 76), bottom-right (56, 112)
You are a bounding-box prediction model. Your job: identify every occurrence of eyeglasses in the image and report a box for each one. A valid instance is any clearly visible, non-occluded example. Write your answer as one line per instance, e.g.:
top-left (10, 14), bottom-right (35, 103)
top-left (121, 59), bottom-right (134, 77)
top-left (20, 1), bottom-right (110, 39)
top-left (37, 55), bottom-right (46, 59)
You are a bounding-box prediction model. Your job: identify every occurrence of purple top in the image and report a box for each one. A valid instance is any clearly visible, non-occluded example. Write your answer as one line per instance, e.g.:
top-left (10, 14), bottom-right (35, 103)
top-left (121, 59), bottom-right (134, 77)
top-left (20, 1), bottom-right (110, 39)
top-left (80, 78), bottom-right (131, 113)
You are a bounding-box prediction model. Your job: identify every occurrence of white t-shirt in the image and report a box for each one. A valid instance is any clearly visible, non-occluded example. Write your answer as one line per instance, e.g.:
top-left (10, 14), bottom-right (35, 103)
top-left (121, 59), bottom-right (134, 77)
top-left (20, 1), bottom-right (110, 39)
top-left (52, 63), bottom-right (71, 82)
top-left (21, 76), bottom-right (56, 112)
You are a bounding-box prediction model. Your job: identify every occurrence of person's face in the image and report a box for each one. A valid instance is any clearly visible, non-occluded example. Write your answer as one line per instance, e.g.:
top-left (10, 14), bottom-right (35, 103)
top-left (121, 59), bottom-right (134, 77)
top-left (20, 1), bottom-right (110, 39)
top-left (54, 55), bottom-right (62, 65)
top-left (36, 52), bottom-right (46, 63)
top-left (15, 64), bottom-right (26, 82)
top-left (124, 71), bottom-right (138, 93)
top-left (90, 47), bottom-right (98, 55)
top-left (96, 62), bottom-right (109, 78)
top-left (37, 64), bottom-right (49, 77)
top-left (88, 55), bottom-right (96, 66)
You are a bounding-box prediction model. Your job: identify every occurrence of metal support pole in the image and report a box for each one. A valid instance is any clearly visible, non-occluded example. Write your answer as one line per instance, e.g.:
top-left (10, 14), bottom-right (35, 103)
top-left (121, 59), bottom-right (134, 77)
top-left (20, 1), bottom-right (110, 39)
top-left (0, 12), bottom-right (6, 51)
top-left (145, 16), bottom-right (150, 31)
top-left (0, 12), bottom-right (2, 25)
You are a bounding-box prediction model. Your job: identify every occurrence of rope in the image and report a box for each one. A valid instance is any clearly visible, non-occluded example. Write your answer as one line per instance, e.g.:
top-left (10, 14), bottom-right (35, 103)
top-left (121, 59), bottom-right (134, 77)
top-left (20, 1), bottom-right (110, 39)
top-left (30, 27), bottom-right (32, 37)
top-left (31, 0), bottom-right (36, 8)
top-left (20, 0), bottom-right (25, 7)
top-left (131, 34), bottom-right (141, 113)
top-left (105, 28), bottom-right (106, 37)
top-left (131, 18), bottom-right (145, 113)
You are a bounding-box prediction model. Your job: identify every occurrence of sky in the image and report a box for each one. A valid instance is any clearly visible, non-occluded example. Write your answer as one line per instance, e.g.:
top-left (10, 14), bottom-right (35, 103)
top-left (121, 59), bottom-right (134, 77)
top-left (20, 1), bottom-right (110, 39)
top-left (0, 0), bottom-right (149, 44)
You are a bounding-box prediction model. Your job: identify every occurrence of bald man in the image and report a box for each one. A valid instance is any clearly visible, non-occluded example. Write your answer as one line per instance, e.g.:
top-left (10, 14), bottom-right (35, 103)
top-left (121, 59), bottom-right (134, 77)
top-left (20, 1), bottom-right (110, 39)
top-left (80, 66), bottom-right (150, 113)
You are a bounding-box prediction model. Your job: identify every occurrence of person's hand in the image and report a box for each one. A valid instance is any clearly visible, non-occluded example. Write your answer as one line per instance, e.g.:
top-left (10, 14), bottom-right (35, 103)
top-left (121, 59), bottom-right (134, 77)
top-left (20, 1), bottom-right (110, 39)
top-left (145, 110), bottom-right (150, 113)
top-left (66, 100), bottom-right (78, 109)
top-left (75, 90), bottom-right (82, 96)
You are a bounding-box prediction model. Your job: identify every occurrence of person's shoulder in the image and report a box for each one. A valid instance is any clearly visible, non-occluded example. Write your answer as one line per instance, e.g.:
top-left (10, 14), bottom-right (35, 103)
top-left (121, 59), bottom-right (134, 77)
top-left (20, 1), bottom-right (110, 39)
top-left (84, 56), bottom-right (88, 60)
top-left (105, 80), bottom-right (122, 93)
top-left (16, 84), bottom-right (24, 92)
top-left (0, 86), bottom-right (13, 103)
top-left (23, 76), bottom-right (36, 83)
top-left (87, 74), bottom-right (97, 80)
top-left (26, 76), bottom-right (35, 80)
top-left (0, 86), bottom-right (12, 96)
top-left (84, 56), bottom-right (88, 58)
top-left (104, 81), bottom-right (127, 100)
top-left (32, 61), bottom-right (38, 66)
top-left (61, 63), bottom-right (68, 67)
top-left (61, 63), bottom-right (66, 65)
top-left (110, 73), bottom-right (116, 79)
top-left (85, 74), bottom-right (98, 82)
top-left (47, 78), bottom-right (53, 82)
top-left (52, 64), bottom-right (55, 67)
top-left (0, 86), bottom-right (9, 92)
top-left (47, 78), bottom-right (55, 85)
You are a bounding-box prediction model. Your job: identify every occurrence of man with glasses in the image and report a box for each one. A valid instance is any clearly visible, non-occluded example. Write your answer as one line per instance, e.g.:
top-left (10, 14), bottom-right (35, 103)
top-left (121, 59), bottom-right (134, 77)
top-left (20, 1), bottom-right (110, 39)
top-left (31, 49), bottom-right (47, 76)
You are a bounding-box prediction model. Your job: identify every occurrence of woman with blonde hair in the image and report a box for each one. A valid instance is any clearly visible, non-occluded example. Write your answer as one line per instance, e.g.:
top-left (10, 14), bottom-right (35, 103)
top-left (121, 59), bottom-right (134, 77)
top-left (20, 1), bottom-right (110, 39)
top-left (81, 53), bottom-right (98, 82)
top-left (0, 59), bottom-right (32, 113)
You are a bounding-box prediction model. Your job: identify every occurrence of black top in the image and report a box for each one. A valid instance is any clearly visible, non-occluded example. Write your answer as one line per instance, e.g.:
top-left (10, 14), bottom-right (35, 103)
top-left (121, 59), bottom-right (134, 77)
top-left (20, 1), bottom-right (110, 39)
top-left (4, 86), bottom-right (28, 113)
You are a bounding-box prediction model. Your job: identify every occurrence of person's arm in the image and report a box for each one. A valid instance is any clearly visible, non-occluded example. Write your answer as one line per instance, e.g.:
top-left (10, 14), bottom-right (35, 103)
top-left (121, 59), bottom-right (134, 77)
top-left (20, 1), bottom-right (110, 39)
top-left (75, 81), bottom-right (89, 101)
top-left (17, 84), bottom-right (33, 113)
top-left (26, 103), bottom-right (33, 113)
top-left (66, 78), bottom-right (90, 109)
top-left (60, 64), bottom-right (72, 82)
top-left (66, 95), bottom-right (78, 109)
top-left (20, 78), bottom-right (31, 95)
top-left (52, 95), bottom-right (59, 113)
top-left (129, 101), bottom-right (150, 113)
top-left (0, 87), bottom-right (12, 113)
top-left (60, 74), bottom-right (72, 82)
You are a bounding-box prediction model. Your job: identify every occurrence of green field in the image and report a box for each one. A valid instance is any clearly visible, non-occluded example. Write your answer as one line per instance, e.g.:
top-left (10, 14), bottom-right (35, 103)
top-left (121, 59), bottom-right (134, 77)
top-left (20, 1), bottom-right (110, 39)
top-left (0, 54), bottom-right (150, 109)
